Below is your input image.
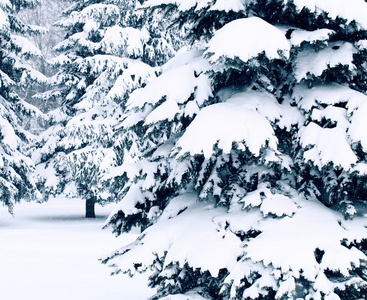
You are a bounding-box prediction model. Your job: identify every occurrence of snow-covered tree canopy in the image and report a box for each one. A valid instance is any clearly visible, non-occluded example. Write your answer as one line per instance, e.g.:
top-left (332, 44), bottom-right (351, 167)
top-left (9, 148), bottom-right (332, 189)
top-left (0, 0), bottom-right (45, 211)
top-left (102, 1), bottom-right (367, 299)
top-left (32, 0), bottom-right (180, 217)
top-left (0, 0), bottom-right (46, 99)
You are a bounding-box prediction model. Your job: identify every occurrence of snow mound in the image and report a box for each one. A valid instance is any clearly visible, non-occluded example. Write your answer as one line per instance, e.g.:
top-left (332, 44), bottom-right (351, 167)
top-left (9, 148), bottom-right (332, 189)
top-left (205, 17), bottom-right (290, 64)
top-left (260, 194), bottom-right (298, 217)
top-left (294, 42), bottom-right (356, 82)
top-left (294, 83), bottom-right (365, 111)
top-left (299, 123), bottom-right (357, 169)
top-left (289, 28), bottom-right (334, 47)
top-left (174, 91), bottom-right (278, 158)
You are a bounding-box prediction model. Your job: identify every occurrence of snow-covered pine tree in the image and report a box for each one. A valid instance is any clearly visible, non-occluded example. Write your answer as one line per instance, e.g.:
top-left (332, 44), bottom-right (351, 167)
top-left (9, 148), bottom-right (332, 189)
top-left (0, 0), bottom-right (45, 212)
top-left (32, 0), bottom-right (179, 217)
top-left (18, 0), bottom-right (72, 62)
top-left (102, 0), bottom-right (367, 299)
top-left (16, 0), bottom-right (72, 112)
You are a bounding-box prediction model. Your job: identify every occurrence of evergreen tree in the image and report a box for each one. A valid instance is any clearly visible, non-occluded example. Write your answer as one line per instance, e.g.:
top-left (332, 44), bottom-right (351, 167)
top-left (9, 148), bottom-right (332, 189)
top-left (32, 0), bottom-right (178, 217)
top-left (102, 0), bottom-right (367, 298)
top-left (0, 0), bottom-right (45, 212)
top-left (17, 0), bottom-right (72, 112)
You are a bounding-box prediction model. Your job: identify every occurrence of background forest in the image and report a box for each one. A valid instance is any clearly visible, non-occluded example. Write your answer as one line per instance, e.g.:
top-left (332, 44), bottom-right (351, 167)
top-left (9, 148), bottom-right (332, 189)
top-left (1, 0), bottom-right (367, 299)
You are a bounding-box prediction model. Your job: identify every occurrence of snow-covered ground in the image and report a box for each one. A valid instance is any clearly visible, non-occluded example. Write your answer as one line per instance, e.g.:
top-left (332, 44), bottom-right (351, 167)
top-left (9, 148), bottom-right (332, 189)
top-left (0, 197), bottom-right (154, 300)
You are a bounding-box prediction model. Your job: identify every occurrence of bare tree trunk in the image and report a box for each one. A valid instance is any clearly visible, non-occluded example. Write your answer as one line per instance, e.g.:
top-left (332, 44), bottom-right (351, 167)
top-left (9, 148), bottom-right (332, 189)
top-left (86, 197), bottom-right (96, 218)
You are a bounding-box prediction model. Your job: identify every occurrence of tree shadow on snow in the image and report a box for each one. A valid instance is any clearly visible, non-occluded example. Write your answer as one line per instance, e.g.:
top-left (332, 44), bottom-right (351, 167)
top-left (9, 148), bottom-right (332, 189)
top-left (29, 215), bottom-right (109, 223)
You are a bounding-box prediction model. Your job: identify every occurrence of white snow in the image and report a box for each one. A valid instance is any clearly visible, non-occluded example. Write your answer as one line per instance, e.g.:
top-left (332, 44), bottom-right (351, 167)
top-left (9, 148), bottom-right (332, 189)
top-left (127, 52), bottom-right (211, 109)
top-left (348, 101), bottom-right (367, 152)
top-left (70, 55), bottom-right (154, 113)
top-left (290, 0), bottom-right (367, 29)
top-left (107, 187), bottom-right (367, 299)
top-left (246, 197), bottom-right (365, 280)
top-left (0, 8), bottom-right (8, 31)
top-left (144, 98), bottom-right (180, 124)
top-left (83, 19), bottom-right (98, 33)
top-left (222, 193), bottom-right (367, 298)
top-left (109, 182), bottom-right (148, 216)
top-left (311, 106), bottom-right (349, 130)
top-left (58, 4), bottom-right (120, 28)
top-left (289, 28), bottom-right (334, 47)
top-left (107, 194), bottom-right (243, 278)
top-left (101, 26), bottom-right (149, 57)
top-left (299, 122), bottom-right (357, 169)
top-left (208, 0), bottom-right (246, 12)
top-left (294, 83), bottom-right (367, 169)
top-left (0, 113), bottom-right (19, 150)
top-left (294, 83), bottom-right (366, 111)
top-left (240, 189), bottom-right (262, 208)
top-left (275, 276), bottom-right (296, 299)
top-left (48, 54), bottom-right (71, 66)
top-left (144, 0), bottom-right (245, 12)
top-left (160, 291), bottom-right (208, 300)
top-left (356, 39), bottom-right (367, 49)
top-left (0, 0), bottom-right (11, 8)
top-left (0, 198), bottom-right (154, 300)
top-left (221, 90), bottom-right (283, 124)
top-left (205, 17), bottom-right (290, 64)
top-left (174, 91), bottom-right (278, 158)
top-left (294, 42), bottom-right (356, 82)
top-left (162, 49), bottom-right (205, 72)
top-left (260, 193), bottom-right (298, 218)
top-left (123, 51), bottom-right (212, 127)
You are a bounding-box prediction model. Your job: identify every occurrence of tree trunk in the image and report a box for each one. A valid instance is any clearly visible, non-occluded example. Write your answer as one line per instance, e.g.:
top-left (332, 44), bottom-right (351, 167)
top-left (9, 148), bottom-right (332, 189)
top-left (86, 197), bottom-right (96, 218)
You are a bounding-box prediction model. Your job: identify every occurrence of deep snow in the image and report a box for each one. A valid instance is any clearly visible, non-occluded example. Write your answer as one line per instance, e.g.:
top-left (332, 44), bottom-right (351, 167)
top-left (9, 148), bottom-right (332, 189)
top-left (0, 197), bottom-right (154, 300)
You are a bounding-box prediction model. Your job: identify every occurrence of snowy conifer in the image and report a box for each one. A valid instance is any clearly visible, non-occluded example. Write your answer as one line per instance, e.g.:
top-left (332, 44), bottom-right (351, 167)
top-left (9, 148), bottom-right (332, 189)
top-left (16, 0), bottom-right (72, 112)
top-left (32, 0), bottom-right (177, 217)
top-left (0, 0), bottom-right (45, 212)
top-left (102, 0), bottom-right (367, 298)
